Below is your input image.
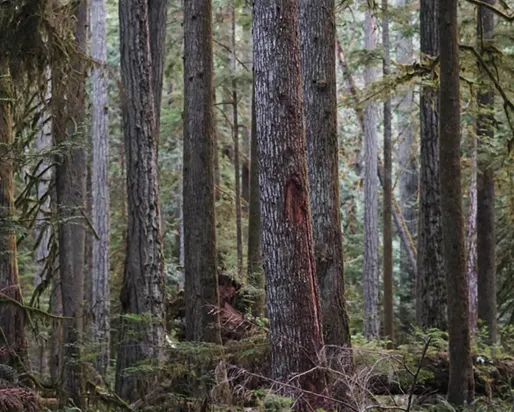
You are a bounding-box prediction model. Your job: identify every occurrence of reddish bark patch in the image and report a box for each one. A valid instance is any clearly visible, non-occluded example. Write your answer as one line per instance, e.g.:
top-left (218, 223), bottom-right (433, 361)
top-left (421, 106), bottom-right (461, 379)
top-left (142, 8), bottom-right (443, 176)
top-left (283, 175), bottom-right (306, 225)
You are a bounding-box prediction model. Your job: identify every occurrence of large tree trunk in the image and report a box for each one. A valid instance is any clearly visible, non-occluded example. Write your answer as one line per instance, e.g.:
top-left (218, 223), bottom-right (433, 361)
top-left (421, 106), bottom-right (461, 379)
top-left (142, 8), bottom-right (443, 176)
top-left (416, 0), bottom-right (446, 330)
top-left (299, 0), bottom-right (351, 357)
top-left (363, 7), bottom-right (380, 340)
top-left (253, 1), bottom-right (331, 408)
top-left (247, 86), bottom-right (263, 318)
top-left (183, 0), bottom-right (222, 344)
top-left (115, 0), bottom-right (166, 402)
top-left (396, 0), bottom-right (418, 307)
top-left (52, 2), bottom-right (88, 405)
top-left (439, 0), bottom-right (474, 404)
top-left (0, 66), bottom-right (26, 368)
top-left (382, 0), bottom-right (394, 346)
top-left (476, 0), bottom-right (497, 346)
top-left (91, 0), bottom-right (111, 375)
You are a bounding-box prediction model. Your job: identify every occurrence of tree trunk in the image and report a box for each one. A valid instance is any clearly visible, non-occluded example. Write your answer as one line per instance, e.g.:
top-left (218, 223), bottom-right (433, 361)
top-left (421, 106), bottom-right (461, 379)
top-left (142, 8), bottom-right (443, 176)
top-left (232, 3), bottom-right (243, 282)
top-left (466, 138), bottom-right (478, 333)
top-left (416, 0), bottom-right (446, 330)
top-left (396, 0), bottom-right (418, 308)
top-left (115, 0), bottom-right (166, 402)
top-left (299, 0), bottom-right (352, 357)
top-left (183, 0), bottom-right (222, 344)
top-left (247, 85), bottom-right (264, 318)
top-left (91, 0), bottom-right (111, 375)
top-left (439, 0), bottom-right (474, 404)
top-left (49, 269), bottom-right (62, 383)
top-left (476, 0), bottom-right (497, 346)
top-left (382, 0), bottom-right (394, 346)
top-left (52, 1), bottom-right (88, 405)
top-left (363, 8), bottom-right (380, 340)
top-left (148, 0), bottom-right (168, 146)
top-left (253, 1), bottom-right (331, 408)
top-left (0, 66), bottom-right (26, 368)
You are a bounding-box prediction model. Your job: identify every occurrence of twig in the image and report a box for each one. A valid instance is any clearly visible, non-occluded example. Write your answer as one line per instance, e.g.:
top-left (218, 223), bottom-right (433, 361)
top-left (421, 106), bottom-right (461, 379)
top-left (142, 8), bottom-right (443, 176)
top-left (406, 337), bottom-right (432, 412)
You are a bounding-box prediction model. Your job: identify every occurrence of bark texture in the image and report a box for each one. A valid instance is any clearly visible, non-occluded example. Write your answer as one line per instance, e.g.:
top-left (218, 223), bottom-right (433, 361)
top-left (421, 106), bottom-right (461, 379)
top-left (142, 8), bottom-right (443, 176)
top-left (148, 0), bottom-right (168, 138)
top-left (247, 87), bottom-right (263, 318)
top-left (439, 0), bottom-right (474, 404)
top-left (416, 0), bottom-right (446, 330)
top-left (52, 2), bottom-right (88, 405)
top-left (183, 0), bottom-right (222, 344)
top-left (363, 8), bottom-right (380, 340)
top-left (91, 0), bottom-right (111, 375)
top-left (466, 139), bottom-right (478, 333)
top-left (253, 0), bottom-right (330, 408)
top-left (0, 66), bottom-right (25, 367)
top-left (116, 0), bottom-right (166, 402)
top-left (300, 0), bottom-right (351, 353)
top-left (382, 0), bottom-right (394, 345)
top-left (476, 0), bottom-right (497, 345)
top-left (396, 0), bottom-right (418, 300)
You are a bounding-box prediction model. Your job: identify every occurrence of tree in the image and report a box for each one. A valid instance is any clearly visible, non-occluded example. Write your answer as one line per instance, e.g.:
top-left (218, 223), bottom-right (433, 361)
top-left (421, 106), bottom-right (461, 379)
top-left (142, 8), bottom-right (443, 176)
top-left (52, 1), bottom-right (88, 405)
top-left (396, 0), bottom-right (418, 305)
top-left (382, 0), bottom-right (394, 345)
top-left (439, 0), bottom-right (474, 404)
top-left (416, 0), bottom-right (446, 330)
top-left (253, 0), bottom-right (330, 407)
top-left (183, 0), bottom-right (222, 343)
top-left (363, 7), bottom-right (380, 340)
top-left (247, 86), bottom-right (264, 318)
top-left (116, 0), bottom-right (166, 401)
top-left (476, 0), bottom-right (497, 345)
top-left (0, 66), bottom-right (26, 368)
top-left (91, 0), bottom-right (110, 375)
top-left (299, 0), bottom-right (351, 354)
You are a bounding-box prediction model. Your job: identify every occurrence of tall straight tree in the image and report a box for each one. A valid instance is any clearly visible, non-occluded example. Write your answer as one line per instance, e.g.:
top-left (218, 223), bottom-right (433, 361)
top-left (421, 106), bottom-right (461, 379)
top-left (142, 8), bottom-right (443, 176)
top-left (52, 1), bottom-right (88, 405)
top-left (0, 67), bottom-right (25, 367)
top-left (299, 0), bottom-right (351, 353)
top-left (439, 0), bottom-right (474, 404)
top-left (253, 0), bottom-right (330, 408)
top-left (476, 0), bottom-right (497, 345)
top-left (247, 86), bottom-right (264, 317)
top-left (416, 0), bottom-right (446, 329)
top-left (183, 0), bottom-right (222, 343)
top-left (382, 0), bottom-right (394, 345)
top-left (148, 0), bottom-right (168, 139)
top-left (91, 0), bottom-right (110, 375)
top-left (116, 0), bottom-right (166, 402)
top-left (363, 6), bottom-right (380, 340)
top-left (396, 0), bottom-right (418, 297)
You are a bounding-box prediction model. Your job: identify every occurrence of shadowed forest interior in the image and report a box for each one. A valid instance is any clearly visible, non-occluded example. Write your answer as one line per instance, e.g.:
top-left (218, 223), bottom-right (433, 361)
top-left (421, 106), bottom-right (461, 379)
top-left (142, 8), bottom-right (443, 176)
top-left (1, 0), bottom-right (514, 411)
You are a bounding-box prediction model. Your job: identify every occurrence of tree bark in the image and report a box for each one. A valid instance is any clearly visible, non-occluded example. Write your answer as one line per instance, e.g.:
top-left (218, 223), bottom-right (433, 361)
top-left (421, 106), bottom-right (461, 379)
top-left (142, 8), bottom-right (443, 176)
top-left (416, 0), bottom-right (446, 330)
top-left (0, 66), bottom-right (26, 368)
top-left (91, 0), bottom-right (111, 375)
top-left (148, 0), bottom-right (168, 141)
top-left (52, 1), bottom-right (88, 405)
top-left (382, 0), bottom-right (394, 346)
top-left (396, 0), bottom-right (418, 305)
top-left (232, 3), bottom-right (243, 282)
top-left (247, 85), bottom-right (264, 318)
top-left (183, 0), bottom-right (222, 344)
top-left (299, 0), bottom-right (351, 357)
top-left (363, 8), bottom-right (380, 340)
top-left (439, 0), bottom-right (474, 404)
top-left (476, 0), bottom-right (497, 346)
top-left (253, 0), bottom-right (331, 408)
top-left (466, 138), bottom-right (478, 333)
top-left (116, 0), bottom-right (166, 402)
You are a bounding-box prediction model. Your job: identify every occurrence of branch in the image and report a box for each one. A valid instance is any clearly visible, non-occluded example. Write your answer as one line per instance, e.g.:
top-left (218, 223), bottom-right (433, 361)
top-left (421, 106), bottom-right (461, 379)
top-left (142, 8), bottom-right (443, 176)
top-left (464, 0), bottom-right (514, 21)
